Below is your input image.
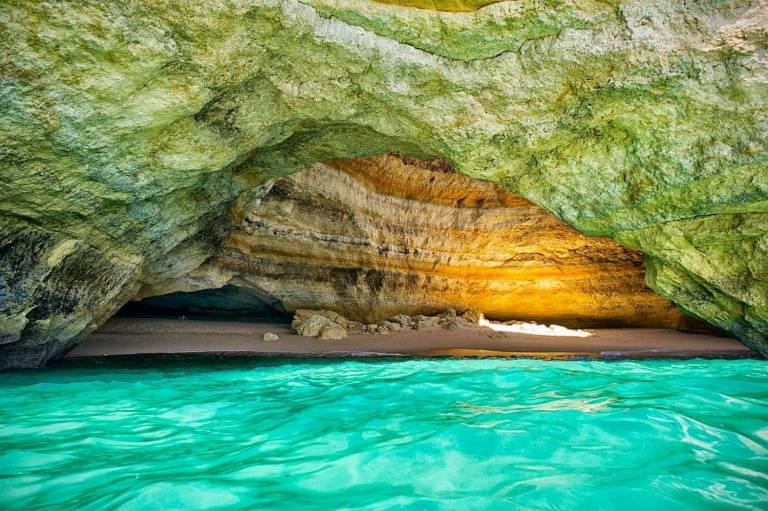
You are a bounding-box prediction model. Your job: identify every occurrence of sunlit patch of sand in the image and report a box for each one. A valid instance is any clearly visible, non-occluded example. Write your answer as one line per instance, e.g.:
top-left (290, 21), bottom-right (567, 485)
top-left (479, 318), bottom-right (592, 337)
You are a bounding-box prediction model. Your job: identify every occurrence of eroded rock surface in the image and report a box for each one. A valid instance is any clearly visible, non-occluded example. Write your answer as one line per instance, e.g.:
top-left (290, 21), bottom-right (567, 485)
top-left (1, 0), bottom-right (766, 366)
top-left (203, 155), bottom-right (697, 329)
top-left (292, 309), bottom-right (350, 339)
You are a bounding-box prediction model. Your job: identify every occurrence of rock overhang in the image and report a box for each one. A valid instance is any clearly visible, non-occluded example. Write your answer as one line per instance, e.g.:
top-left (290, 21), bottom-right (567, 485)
top-left (0, 0), bottom-right (766, 367)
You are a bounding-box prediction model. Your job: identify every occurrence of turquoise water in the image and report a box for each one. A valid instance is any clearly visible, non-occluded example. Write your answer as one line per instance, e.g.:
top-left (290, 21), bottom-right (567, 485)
top-left (1, 359), bottom-right (766, 511)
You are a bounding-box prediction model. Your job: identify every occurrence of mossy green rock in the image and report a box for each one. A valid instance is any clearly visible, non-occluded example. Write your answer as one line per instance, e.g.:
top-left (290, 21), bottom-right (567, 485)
top-left (1, 0), bottom-right (766, 367)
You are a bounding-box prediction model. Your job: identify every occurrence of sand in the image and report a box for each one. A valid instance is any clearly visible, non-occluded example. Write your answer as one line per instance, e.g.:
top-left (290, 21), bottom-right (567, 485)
top-left (64, 317), bottom-right (754, 360)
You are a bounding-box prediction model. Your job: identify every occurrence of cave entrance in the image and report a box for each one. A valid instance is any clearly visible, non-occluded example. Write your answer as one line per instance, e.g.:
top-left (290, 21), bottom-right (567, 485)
top-left (119, 153), bottom-right (696, 331)
top-left (182, 153), bottom-right (696, 330)
top-left (65, 153), bottom-right (736, 364)
top-left (116, 285), bottom-right (289, 323)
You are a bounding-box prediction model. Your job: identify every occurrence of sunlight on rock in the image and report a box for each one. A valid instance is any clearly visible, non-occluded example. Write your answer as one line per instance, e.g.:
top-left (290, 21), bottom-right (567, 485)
top-left (479, 318), bottom-right (592, 338)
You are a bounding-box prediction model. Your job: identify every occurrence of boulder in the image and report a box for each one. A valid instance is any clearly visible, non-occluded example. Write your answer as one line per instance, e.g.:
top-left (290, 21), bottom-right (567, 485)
top-left (390, 315), bottom-right (414, 329)
top-left (293, 309), bottom-right (349, 329)
top-left (295, 315), bottom-right (333, 337)
top-left (415, 319), bottom-right (437, 331)
top-left (461, 310), bottom-right (483, 324)
top-left (379, 320), bottom-right (401, 331)
top-left (318, 323), bottom-right (347, 340)
top-left (444, 318), bottom-right (465, 330)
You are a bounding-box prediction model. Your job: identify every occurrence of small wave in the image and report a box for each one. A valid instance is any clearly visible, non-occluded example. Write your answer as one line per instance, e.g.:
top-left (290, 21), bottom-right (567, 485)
top-left (1, 358), bottom-right (766, 510)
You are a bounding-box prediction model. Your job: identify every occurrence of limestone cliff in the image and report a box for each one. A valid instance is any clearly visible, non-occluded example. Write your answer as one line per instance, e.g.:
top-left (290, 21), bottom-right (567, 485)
top-left (171, 154), bottom-right (695, 329)
top-left (0, 0), bottom-right (766, 366)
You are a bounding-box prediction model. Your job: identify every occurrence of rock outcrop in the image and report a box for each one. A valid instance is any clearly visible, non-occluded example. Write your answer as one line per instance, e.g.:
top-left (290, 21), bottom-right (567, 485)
top-left (200, 154), bottom-right (697, 329)
top-left (1, 1), bottom-right (766, 366)
top-left (291, 307), bottom-right (595, 338)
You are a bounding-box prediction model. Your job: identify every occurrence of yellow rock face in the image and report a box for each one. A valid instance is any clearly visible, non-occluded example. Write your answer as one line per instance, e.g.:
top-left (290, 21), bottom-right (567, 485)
top-left (209, 155), bottom-right (695, 329)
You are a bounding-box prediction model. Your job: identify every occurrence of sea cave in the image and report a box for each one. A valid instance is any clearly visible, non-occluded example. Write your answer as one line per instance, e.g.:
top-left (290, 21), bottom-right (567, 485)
top-left (1, 0), bottom-right (766, 509)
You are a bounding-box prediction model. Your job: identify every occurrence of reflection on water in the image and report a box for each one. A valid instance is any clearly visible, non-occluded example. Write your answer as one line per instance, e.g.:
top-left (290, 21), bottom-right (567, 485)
top-left (1, 358), bottom-right (767, 510)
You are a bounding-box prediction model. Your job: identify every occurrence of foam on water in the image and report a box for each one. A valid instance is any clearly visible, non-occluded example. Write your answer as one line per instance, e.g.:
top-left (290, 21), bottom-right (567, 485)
top-left (1, 358), bottom-right (767, 510)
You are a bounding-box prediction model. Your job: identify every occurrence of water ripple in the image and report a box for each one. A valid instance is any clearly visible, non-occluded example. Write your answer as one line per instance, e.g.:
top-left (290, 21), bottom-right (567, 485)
top-left (1, 358), bottom-right (766, 510)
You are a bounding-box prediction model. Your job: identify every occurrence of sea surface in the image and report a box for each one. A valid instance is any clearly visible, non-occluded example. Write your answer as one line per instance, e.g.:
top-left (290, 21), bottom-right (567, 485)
top-left (1, 358), bottom-right (766, 510)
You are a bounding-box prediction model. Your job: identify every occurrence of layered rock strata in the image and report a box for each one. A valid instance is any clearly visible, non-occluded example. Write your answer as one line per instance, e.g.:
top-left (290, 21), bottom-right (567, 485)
top-left (200, 155), bottom-right (697, 329)
top-left (1, 1), bottom-right (766, 366)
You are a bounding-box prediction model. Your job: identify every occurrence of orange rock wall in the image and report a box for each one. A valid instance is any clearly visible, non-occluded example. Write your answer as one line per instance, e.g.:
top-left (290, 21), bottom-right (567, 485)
top-left (211, 155), bottom-right (694, 328)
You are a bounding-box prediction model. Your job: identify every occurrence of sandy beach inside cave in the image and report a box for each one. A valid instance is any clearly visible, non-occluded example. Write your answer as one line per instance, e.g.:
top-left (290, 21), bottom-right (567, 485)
top-left (64, 318), bottom-right (754, 361)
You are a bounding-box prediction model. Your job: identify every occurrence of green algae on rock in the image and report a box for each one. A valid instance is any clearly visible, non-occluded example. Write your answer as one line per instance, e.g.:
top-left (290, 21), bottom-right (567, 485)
top-left (374, 1), bottom-right (503, 12)
top-left (0, 0), bottom-right (766, 367)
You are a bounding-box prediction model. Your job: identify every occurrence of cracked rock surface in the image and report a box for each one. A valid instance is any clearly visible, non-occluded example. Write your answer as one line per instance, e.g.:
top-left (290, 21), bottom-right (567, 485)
top-left (1, 0), bottom-right (766, 366)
